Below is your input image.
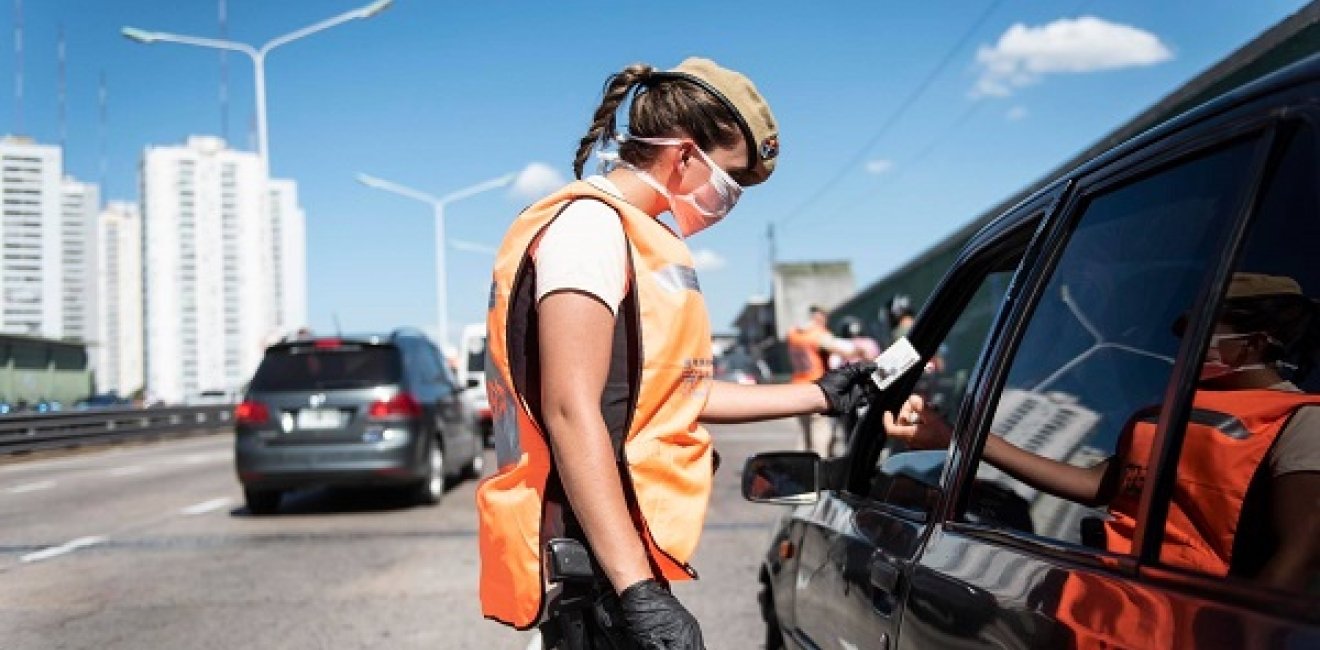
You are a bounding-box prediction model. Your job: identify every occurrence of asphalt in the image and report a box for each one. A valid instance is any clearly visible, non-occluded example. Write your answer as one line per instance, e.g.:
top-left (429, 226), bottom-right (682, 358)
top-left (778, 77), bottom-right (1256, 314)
top-left (0, 418), bottom-right (802, 649)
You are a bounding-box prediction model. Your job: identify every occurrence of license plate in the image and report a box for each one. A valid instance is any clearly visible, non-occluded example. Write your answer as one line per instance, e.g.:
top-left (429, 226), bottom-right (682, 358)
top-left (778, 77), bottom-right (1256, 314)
top-left (296, 409), bottom-right (341, 430)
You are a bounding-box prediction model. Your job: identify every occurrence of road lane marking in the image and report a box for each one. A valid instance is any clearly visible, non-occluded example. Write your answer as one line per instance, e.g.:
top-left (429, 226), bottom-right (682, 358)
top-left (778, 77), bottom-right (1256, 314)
top-left (6, 480), bottom-right (55, 494)
top-left (107, 466), bottom-right (144, 477)
top-left (21, 536), bottom-right (105, 563)
top-left (180, 498), bottom-right (231, 516)
top-left (178, 452), bottom-right (229, 465)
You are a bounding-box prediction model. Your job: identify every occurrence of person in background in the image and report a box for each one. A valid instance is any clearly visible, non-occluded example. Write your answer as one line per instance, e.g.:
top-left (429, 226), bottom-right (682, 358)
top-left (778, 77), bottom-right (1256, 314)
top-left (788, 305), bottom-right (858, 456)
top-left (886, 294), bottom-right (916, 343)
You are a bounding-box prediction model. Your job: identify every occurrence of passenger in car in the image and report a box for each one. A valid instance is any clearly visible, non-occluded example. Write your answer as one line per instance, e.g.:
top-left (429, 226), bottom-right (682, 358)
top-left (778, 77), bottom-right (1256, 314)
top-left (887, 272), bottom-right (1320, 592)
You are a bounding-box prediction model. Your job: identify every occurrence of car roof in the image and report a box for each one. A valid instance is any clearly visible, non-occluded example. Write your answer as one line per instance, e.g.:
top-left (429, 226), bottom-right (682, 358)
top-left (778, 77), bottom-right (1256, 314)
top-left (265, 328), bottom-right (437, 353)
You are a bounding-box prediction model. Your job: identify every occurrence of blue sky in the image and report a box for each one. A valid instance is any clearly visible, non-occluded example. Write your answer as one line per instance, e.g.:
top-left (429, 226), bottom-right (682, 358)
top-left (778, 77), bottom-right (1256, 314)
top-left (4, 0), bottom-right (1312, 344)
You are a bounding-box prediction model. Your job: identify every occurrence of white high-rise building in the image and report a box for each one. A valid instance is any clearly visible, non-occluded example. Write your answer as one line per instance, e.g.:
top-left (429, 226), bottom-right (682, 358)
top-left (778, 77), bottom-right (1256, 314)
top-left (0, 136), bottom-right (63, 337)
top-left (142, 136), bottom-right (275, 404)
top-left (94, 202), bottom-right (143, 397)
top-left (268, 178), bottom-right (307, 334)
top-left (61, 176), bottom-right (100, 343)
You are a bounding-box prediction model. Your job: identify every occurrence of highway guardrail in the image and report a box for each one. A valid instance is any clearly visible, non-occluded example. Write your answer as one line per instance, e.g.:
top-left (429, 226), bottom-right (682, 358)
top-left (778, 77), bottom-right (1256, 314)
top-left (0, 406), bottom-right (234, 455)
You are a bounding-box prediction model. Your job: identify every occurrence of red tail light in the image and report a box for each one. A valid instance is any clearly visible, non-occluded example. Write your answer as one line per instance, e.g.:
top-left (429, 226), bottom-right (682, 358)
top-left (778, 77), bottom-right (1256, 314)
top-left (235, 400), bottom-right (270, 425)
top-left (313, 338), bottom-right (342, 349)
top-left (368, 393), bottom-right (423, 419)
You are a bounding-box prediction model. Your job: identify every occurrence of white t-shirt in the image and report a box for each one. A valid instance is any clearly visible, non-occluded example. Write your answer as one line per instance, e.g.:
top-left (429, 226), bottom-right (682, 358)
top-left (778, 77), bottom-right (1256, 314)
top-left (534, 175), bottom-right (628, 314)
top-left (1267, 382), bottom-right (1320, 477)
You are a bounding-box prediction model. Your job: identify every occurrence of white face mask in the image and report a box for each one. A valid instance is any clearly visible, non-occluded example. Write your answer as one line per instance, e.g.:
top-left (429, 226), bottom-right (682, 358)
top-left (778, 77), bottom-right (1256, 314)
top-left (1199, 332), bottom-right (1279, 381)
top-left (616, 135), bottom-right (743, 238)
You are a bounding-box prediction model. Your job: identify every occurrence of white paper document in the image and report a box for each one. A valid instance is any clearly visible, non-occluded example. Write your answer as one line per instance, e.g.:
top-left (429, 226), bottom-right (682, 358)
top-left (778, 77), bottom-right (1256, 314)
top-left (870, 337), bottom-right (922, 390)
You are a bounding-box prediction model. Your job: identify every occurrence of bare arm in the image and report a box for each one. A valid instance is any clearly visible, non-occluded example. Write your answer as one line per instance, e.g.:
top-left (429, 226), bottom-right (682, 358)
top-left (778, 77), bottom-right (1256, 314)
top-left (699, 381), bottom-right (829, 424)
top-left (888, 395), bottom-right (1113, 505)
top-left (1256, 471), bottom-right (1320, 592)
top-left (981, 434), bottom-right (1113, 506)
top-left (539, 290), bottom-right (651, 594)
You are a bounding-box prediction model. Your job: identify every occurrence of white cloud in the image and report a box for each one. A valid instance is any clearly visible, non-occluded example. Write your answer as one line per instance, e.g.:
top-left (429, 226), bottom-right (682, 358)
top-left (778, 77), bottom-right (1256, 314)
top-left (973, 16), bottom-right (1172, 97)
top-left (865, 159), bottom-right (895, 175)
top-left (1006, 105), bottom-right (1029, 121)
top-left (450, 238), bottom-right (496, 255)
top-left (690, 248), bottom-right (727, 272)
top-left (509, 162), bottom-right (567, 201)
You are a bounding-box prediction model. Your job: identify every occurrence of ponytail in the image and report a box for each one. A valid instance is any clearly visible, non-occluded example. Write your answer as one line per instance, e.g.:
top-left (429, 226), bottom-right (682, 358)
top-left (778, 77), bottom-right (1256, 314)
top-left (573, 63), bottom-right (654, 179)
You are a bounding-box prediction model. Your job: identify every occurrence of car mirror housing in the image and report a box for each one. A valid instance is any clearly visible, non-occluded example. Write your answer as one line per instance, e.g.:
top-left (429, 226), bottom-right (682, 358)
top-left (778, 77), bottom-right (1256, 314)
top-left (742, 451), bottom-right (821, 505)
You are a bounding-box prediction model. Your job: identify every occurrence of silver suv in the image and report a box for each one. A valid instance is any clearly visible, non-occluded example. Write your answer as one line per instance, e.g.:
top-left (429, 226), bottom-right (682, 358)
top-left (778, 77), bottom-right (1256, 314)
top-left (234, 329), bottom-right (484, 514)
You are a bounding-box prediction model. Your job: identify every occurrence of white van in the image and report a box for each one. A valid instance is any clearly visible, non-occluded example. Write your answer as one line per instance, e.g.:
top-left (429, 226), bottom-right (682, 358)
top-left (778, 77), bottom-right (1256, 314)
top-left (456, 323), bottom-right (490, 445)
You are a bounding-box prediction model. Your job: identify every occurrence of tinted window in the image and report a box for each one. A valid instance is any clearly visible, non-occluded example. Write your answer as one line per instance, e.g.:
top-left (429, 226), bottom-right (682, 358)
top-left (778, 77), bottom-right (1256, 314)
top-left (249, 346), bottom-right (402, 391)
top-left (466, 335), bottom-right (486, 374)
top-left (962, 139), bottom-right (1258, 547)
top-left (1155, 125), bottom-right (1320, 595)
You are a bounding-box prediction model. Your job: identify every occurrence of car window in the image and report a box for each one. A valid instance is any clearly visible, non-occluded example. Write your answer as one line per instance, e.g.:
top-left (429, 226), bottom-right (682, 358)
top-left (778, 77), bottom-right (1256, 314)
top-left (249, 346), bottom-right (402, 391)
top-left (430, 343), bottom-right (456, 389)
top-left (960, 138), bottom-right (1260, 548)
top-left (466, 335), bottom-right (486, 375)
top-left (1153, 124), bottom-right (1320, 595)
top-left (863, 219), bottom-right (1033, 516)
top-left (407, 339), bottom-right (440, 386)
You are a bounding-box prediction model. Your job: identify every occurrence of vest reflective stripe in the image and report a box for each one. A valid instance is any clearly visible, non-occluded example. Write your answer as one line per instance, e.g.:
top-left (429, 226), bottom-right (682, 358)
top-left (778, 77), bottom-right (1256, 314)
top-left (477, 181), bottom-right (715, 630)
top-left (787, 325), bottom-right (828, 384)
top-left (1103, 389), bottom-right (1320, 574)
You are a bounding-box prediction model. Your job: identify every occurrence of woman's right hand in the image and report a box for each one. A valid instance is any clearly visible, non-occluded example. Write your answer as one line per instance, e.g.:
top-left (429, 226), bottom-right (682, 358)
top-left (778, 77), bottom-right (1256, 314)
top-left (883, 394), bottom-right (953, 450)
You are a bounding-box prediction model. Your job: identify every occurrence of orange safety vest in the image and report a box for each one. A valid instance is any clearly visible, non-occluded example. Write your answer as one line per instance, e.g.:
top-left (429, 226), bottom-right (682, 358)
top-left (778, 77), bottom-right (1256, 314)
top-left (477, 181), bottom-right (715, 630)
top-left (787, 324), bottom-right (829, 383)
top-left (1104, 388), bottom-right (1320, 575)
top-left (1056, 388), bottom-right (1320, 648)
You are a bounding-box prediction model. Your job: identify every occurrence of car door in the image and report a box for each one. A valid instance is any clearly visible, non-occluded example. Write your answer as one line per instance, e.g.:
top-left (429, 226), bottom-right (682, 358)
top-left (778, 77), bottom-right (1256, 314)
top-left (785, 190), bottom-right (1062, 650)
top-left (898, 93), bottom-right (1316, 648)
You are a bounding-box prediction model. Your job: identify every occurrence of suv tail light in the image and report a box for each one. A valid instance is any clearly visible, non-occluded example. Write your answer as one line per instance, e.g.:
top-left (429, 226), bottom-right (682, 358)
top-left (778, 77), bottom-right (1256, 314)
top-left (235, 400), bottom-right (270, 425)
top-left (368, 393), bottom-right (423, 419)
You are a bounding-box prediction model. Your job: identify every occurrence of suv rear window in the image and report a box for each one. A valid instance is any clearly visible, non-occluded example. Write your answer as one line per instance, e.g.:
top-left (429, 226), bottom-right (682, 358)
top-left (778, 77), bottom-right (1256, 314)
top-left (249, 345), bottom-right (402, 391)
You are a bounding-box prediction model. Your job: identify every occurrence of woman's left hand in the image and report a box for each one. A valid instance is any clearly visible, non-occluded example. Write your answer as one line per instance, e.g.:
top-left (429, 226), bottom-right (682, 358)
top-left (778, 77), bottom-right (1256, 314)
top-left (815, 362), bottom-right (879, 415)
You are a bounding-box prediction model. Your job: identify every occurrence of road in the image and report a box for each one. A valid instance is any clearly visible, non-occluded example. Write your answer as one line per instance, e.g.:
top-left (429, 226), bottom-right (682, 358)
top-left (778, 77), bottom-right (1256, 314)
top-left (0, 418), bottom-right (802, 649)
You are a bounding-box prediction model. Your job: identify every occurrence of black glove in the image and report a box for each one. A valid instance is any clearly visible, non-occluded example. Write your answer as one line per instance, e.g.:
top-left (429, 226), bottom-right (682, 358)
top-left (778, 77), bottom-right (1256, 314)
top-left (619, 579), bottom-right (705, 649)
top-left (815, 361), bottom-right (879, 416)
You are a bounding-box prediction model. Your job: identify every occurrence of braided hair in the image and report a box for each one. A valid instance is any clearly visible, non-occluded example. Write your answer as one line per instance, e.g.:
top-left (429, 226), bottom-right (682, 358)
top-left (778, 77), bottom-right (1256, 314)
top-left (572, 63), bottom-right (744, 181)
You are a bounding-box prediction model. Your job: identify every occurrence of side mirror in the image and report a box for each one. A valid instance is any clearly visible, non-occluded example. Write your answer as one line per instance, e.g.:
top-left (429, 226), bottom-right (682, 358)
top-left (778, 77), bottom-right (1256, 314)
top-left (742, 451), bottom-right (820, 505)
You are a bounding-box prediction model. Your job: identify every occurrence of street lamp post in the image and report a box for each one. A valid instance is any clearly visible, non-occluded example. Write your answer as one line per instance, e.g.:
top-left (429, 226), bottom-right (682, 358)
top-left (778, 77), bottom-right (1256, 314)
top-left (122, 0), bottom-right (393, 177)
top-left (357, 172), bottom-right (516, 348)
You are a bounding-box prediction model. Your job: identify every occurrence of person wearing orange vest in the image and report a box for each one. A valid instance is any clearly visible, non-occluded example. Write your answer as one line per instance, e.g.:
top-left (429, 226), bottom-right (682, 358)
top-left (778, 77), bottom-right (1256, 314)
top-left (787, 306), bottom-right (858, 457)
top-left (888, 273), bottom-right (1320, 594)
top-left (477, 58), bottom-right (881, 649)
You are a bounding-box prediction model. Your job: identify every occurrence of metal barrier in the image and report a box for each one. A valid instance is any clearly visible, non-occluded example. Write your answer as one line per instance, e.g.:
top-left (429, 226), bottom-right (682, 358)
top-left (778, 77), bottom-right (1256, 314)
top-left (0, 406), bottom-right (235, 455)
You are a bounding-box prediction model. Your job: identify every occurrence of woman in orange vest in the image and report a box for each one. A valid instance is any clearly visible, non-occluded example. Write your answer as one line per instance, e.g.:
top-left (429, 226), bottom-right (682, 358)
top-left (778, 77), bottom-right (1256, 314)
top-left (477, 58), bottom-right (880, 649)
top-left (889, 273), bottom-right (1320, 592)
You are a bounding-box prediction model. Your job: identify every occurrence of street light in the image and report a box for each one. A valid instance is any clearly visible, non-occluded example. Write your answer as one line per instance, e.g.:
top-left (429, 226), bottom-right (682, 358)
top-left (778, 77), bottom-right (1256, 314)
top-left (357, 171), bottom-right (517, 347)
top-left (122, 0), bottom-right (393, 177)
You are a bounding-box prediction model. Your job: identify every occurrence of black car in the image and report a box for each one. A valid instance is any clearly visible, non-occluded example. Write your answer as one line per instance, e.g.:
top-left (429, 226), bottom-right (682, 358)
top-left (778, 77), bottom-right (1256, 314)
top-left (745, 54), bottom-right (1320, 648)
top-left (234, 329), bottom-right (484, 514)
